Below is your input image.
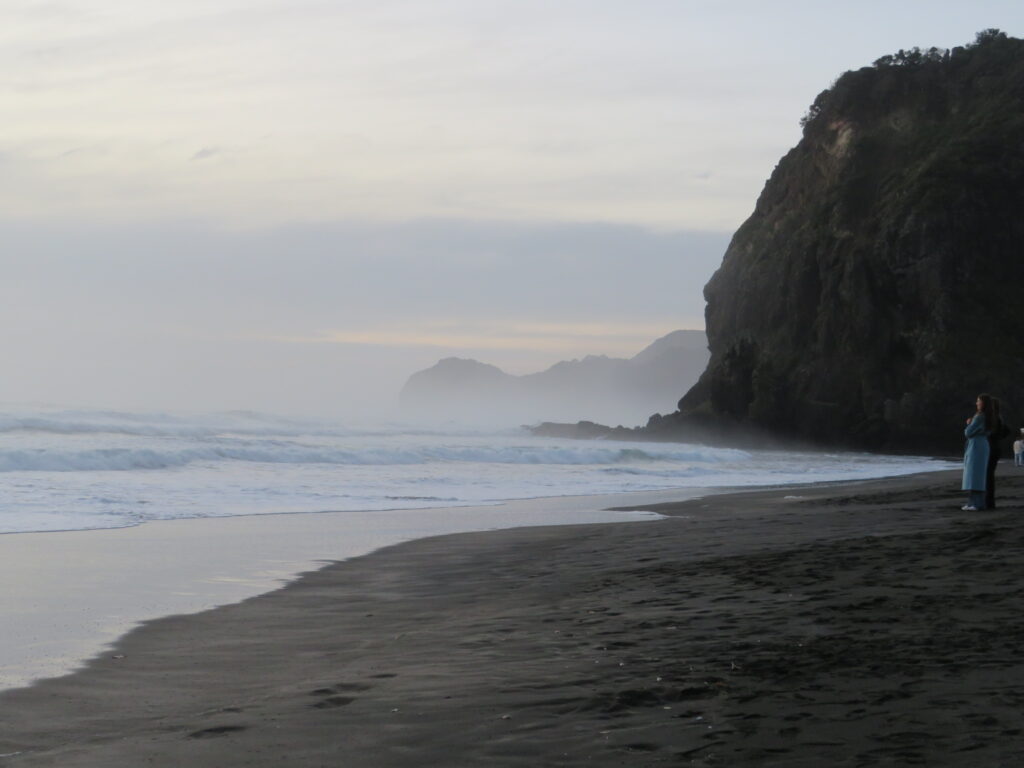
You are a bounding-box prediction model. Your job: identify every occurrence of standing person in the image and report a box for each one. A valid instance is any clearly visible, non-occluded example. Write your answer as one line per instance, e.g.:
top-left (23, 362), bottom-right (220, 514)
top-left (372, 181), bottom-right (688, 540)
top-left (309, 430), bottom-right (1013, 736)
top-left (1015, 429), bottom-right (1024, 467)
top-left (985, 398), bottom-right (1011, 509)
top-left (962, 394), bottom-right (993, 511)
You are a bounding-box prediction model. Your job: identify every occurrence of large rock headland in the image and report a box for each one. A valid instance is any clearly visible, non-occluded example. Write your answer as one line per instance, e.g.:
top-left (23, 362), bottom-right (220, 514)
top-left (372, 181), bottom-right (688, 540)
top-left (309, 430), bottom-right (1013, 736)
top-left (678, 31), bottom-right (1024, 453)
top-left (553, 32), bottom-right (1024, 454)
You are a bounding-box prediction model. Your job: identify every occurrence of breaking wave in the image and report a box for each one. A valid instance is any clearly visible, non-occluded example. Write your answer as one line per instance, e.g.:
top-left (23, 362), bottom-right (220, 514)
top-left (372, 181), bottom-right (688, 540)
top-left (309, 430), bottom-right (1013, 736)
top-left (0, 441), bottom-right (749, 473)
top-left (0, 411), bottom-right (383, 439)
top-left (0, 406), bottom-right (958, 537)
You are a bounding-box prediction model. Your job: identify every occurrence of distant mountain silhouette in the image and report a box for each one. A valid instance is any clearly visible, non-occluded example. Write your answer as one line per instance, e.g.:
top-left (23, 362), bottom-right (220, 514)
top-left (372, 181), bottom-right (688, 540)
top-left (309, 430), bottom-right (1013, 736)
top-left (400, 330), bottom-right (708, 426)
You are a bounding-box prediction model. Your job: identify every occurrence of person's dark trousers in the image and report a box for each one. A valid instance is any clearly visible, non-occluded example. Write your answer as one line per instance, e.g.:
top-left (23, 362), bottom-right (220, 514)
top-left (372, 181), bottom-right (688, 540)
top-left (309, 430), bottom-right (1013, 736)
top-left (986, 440), bottom-right (1001, 509)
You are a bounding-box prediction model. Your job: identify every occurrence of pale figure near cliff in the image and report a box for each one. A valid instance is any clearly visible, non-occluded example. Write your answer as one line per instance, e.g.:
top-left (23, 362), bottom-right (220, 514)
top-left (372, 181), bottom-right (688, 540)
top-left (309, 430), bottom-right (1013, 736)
top-left (961, 394), bottom-right (993, 511)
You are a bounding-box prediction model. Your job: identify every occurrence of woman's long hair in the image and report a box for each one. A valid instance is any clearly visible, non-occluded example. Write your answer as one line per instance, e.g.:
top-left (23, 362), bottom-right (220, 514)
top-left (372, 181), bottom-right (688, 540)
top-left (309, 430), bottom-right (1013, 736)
top-left (979, 393), bottom-right (997, 431)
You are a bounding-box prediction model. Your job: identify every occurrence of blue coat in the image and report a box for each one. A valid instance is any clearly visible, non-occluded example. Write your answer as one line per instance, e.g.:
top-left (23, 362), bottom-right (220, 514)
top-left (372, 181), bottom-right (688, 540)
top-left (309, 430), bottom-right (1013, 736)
top-left (962, 414), bottom-right (990, 491)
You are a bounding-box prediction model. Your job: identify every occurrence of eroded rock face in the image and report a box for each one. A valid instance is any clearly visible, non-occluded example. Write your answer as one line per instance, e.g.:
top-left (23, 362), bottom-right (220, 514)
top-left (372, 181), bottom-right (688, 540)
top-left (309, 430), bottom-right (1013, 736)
top-left (674, 33), bottom-right (1024, 452)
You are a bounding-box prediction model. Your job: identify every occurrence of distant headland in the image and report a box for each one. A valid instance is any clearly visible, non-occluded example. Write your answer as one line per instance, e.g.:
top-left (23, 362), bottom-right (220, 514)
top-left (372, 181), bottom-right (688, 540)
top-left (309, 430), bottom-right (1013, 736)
top-left (401, 330), bottom-right (709, 427)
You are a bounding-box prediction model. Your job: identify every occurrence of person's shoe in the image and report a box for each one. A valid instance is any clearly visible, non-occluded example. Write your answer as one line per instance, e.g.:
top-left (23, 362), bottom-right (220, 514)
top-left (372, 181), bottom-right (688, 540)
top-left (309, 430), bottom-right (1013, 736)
top-left (963, 505), bottom-right (978, 511)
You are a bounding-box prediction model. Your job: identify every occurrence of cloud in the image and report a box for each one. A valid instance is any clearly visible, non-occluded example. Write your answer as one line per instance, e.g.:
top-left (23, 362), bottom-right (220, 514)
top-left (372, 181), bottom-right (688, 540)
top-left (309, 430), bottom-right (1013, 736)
top-left (4, 2), bottom-right (1023, 230)
top-left (0, 216), bottom-right (723, 409)
top-left (270, 320), bottom-right (684, 357)
top-left (190, 146), bottom-right (221, 161)
top-left (0, 1), bottom-right (813, 230)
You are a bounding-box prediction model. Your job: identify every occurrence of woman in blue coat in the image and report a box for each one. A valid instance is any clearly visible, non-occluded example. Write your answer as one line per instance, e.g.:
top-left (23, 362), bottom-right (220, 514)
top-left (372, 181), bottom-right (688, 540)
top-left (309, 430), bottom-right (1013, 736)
top-left (962, 393), bottom-right (994, 510)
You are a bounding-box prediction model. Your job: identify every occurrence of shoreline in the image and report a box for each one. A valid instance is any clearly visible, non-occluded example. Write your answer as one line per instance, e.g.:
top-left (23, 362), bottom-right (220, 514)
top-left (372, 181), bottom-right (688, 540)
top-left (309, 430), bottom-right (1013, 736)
top-left (0, 488), bottom-right (694, 691)
top-left (0, 465), bottom-right (955, 692)
top-left (0, 452), bottom-right (957, 540)
top-left (3, 467), bottom-right (1023, 765)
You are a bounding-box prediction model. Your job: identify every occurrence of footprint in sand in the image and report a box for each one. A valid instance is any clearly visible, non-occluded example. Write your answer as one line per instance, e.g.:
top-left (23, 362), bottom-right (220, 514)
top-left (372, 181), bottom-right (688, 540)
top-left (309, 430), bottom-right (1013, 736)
top-left (311, 696), bottom-right (355, 709)
top-left (309, 682), bottom-right (373, 709)
top-left (188, 725), bottom-right (248, 739)
top-left (624, 742), bottom-right (660, 752)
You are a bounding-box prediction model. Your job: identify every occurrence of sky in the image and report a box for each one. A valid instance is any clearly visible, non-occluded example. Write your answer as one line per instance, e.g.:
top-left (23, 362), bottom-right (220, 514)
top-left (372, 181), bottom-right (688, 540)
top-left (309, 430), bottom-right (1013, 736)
top-left (2, 1), bottom-right (1022, 419)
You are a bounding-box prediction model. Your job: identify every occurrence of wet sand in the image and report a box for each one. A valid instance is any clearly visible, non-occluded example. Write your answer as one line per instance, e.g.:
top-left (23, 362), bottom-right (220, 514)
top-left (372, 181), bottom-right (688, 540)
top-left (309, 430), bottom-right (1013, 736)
top-left (0, 495), bottom-right (666, 690)
top-left (2, 468), bottom-right (1023, 766)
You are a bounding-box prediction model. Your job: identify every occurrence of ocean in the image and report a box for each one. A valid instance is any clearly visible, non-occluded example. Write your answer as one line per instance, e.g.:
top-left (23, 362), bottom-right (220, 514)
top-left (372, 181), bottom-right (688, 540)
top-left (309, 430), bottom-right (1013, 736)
top-left (0, 405), bottom-right (963, 689)
top-left (0, 406), bottom-right (958, 535)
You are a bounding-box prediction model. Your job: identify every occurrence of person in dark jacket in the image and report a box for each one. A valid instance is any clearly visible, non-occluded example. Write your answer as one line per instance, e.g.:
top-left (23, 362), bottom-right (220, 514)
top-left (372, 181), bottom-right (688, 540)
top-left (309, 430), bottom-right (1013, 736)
top-left (986, 397), bottom-right (1011, 509)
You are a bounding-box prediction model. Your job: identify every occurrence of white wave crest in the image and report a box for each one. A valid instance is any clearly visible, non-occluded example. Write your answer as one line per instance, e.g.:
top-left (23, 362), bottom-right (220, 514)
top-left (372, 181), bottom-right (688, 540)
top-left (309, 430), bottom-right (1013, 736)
top-left (0, 440), bottom-right (749, 473)
top-left (0, 410), bottom-right (520, 440)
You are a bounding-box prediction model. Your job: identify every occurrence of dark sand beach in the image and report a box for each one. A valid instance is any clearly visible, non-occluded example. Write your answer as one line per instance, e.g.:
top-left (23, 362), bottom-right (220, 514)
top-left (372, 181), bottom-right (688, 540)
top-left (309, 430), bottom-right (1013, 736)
top-left (2, 469), bottom-right (1023, 767)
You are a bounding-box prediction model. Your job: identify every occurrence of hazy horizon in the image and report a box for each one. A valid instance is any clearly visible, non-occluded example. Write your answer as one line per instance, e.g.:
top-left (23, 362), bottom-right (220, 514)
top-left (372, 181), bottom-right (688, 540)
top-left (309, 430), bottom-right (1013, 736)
top-left (4, 2), bottom-right (1023, 420)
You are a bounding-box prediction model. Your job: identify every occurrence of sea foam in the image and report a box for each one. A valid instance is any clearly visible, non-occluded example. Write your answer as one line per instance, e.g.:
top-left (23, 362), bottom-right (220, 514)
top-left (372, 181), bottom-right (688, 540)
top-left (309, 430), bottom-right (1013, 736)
top-left (0, 407), bottom-right (958, 534)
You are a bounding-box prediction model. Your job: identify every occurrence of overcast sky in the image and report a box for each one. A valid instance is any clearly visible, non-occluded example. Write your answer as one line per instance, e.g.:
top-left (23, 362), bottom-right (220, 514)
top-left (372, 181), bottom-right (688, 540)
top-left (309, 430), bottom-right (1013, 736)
top-left (3, 1), bottom-right (1022, 418)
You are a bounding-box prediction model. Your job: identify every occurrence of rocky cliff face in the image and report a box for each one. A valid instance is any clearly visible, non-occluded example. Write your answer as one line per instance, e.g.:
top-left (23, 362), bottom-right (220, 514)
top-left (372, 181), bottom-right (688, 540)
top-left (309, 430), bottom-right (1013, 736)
top-left (668, 32), bottom-right (1024, 453)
